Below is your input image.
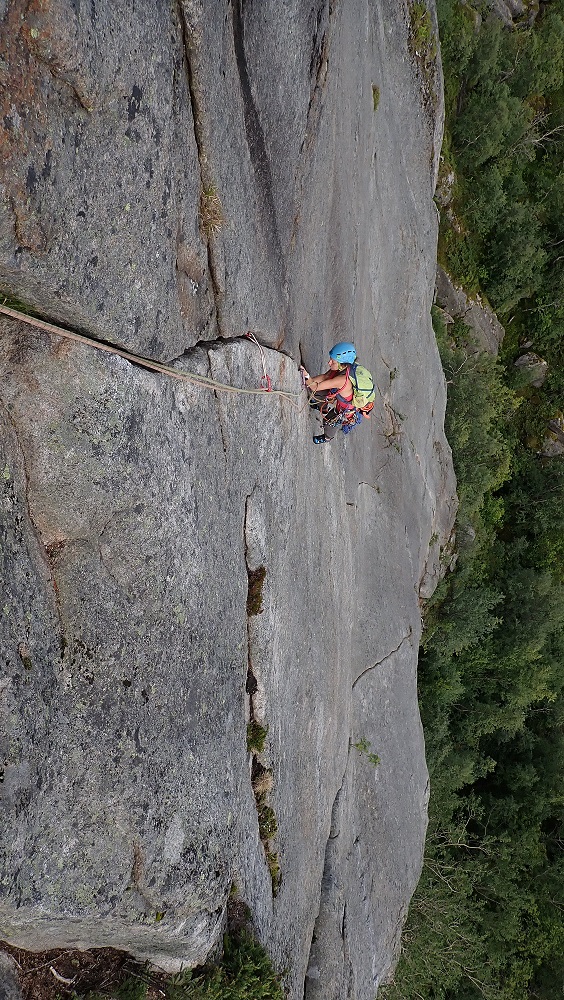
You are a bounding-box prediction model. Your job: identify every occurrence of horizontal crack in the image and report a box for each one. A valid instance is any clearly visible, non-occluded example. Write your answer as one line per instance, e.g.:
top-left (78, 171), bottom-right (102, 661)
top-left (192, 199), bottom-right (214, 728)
top-left (0, 306), bottom-right (301, 405)
top-left (351, 630), bottom-right (413, 690)
top-left (1, 303), bottom-right (299, 370)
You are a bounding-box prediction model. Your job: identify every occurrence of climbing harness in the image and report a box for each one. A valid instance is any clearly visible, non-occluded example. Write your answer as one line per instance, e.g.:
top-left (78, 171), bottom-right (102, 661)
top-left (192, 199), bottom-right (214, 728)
top-left (327, 369), bottom-right (355, 414)
top-left (308, 379), bottom-right (366, 437)
top-left (0, 304), bottom-right (301, 405)
top-left (341, 409), bottom-right (363, 434)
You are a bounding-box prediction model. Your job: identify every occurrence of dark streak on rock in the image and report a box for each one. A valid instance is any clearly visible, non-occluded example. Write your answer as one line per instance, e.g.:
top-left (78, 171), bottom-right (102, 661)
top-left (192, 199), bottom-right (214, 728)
top-left (289, 0), bottom-right (334, 253)
top-left (231, 0), bottom-right (286, 288)
top-left (42, 149), bottom-right (52, 181)
top-left (26, 165), bottom-right (37, 194)
top-left (128, 85), bottom-right (143, 122)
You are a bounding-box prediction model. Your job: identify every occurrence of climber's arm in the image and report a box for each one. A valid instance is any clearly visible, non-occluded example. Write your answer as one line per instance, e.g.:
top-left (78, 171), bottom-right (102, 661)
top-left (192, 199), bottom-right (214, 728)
top-left (307, 370), bottom-right (341, 392)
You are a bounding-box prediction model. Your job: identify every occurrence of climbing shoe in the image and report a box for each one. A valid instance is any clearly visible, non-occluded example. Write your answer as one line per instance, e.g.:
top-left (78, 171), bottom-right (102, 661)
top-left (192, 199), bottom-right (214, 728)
top-left (313, 434), bottom-right (329, 444)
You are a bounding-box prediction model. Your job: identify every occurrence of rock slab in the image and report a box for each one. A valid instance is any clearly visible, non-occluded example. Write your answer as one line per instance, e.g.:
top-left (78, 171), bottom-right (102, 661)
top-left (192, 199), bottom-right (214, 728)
top-left (0, 2), bottom-right (456, 998)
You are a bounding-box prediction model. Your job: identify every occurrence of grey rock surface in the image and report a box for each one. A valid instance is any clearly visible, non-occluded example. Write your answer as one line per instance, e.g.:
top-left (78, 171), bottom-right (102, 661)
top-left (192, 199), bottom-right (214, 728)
top-left (0, 2), bottom-right (456, 998)
top-left (490, 0), bottom-right (526, 26)
top-left (0, 954), bottom-right (22, 1000)
top-left (435, 265), bottom-right (505, 355)
top-left (514, 351), bottom-right (549, 388)
top-left (542, 415), bottom-right (564, 458)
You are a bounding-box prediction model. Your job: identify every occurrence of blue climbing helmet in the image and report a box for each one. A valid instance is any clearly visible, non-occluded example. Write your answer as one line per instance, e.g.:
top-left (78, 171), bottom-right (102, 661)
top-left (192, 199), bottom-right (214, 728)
top-left (329, 342), bottom-right (357, 365)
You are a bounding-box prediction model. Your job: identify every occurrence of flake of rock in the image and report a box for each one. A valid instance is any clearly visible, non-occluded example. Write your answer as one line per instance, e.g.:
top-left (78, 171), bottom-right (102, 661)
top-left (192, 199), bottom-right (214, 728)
top-left (435, 267), bottom-right (505, 354)
top-left (514, 352), bottom-right (549, 388)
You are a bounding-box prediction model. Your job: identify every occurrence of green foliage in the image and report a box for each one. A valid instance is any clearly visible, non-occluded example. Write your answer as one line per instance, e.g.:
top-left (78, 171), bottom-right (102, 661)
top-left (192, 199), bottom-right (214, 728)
top-left (351, 737), bottom-right (380, 767)
top-left (249, 757), bottom-right (281, 894)
top-left (432, 309), bottom-right (517, 528)
top-left (246, 721), bottom-right (268, 754)
top-left (257, 801), bottom-right (277, 840)
top-left (265, 849), bottom-right (281, 893)
top-left (391, 436), bottom-right (564, 1000)
top-left (408, 0), bottom-right (438, 77)
top-left (165, 931), bottom-right (284, 1000)
top-left (86, 979), bottom-right (148, 1000)
top-left (483, 202), bottom-right (548, 311)
top-left (0, 290), bottom-right (38, 318)
top-left (372, 84), bottom-right (380, 111)
top-left (436, 0), bottom-right (564, 319)
top-left (438, 223), bottom-right (483, 292)
top-left (395, 7), bottom-right (564, 975)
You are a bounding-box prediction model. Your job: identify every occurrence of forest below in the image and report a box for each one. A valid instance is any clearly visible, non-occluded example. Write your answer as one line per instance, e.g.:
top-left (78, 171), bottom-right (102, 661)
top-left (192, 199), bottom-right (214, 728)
top-left (385, 1), bottom-right (564, 998)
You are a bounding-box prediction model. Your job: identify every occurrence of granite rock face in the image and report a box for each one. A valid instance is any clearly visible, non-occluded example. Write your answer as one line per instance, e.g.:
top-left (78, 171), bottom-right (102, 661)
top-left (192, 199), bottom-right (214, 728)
top-left (0, 2), bottom-right (456, 998)
top-left (435, 265), bottom-right (505, 355)
top-left (0, 954), bottom-right (21, 1000)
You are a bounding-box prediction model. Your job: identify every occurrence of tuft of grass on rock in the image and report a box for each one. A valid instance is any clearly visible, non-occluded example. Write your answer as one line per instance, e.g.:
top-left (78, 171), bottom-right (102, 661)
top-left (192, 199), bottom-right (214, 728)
top-left (257, 801), bottom-right (277, 841)
top-left (165, 930), bottom-right (285, 1000)
top-left (199, 185), bottom-right (225, 239)
top-left (252, 768), bottom-right (273, 798)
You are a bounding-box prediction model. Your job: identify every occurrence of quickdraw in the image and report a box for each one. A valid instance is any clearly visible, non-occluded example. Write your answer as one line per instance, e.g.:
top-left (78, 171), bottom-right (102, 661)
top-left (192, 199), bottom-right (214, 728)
top-left (245, 330), bottom-right (272, 392)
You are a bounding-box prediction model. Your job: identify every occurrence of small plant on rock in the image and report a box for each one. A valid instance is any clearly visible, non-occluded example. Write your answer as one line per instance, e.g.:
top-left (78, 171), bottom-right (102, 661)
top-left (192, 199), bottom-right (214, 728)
top-left (265, 849), bottom-right (281, 895)
top-left (199, 184), bottom-right (225, 239)
top-left (252, 768), bottom-right (274, 798)
top-left (257, 801), bottom-right (278, 841)
top-left (351, 737), bottom-right (381, 767)
top-left (247, 721), bottom-right (268, 754)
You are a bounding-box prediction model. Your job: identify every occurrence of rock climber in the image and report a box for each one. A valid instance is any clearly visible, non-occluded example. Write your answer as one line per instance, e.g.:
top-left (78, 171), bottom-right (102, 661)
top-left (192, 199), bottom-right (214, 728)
top-left (305, 342), bottom-right (357, 444)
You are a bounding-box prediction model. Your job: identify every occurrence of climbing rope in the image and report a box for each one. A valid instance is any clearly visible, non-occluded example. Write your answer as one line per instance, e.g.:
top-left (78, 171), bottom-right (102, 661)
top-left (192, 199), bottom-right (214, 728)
top-left (0, 304), bottom-right (301, 405)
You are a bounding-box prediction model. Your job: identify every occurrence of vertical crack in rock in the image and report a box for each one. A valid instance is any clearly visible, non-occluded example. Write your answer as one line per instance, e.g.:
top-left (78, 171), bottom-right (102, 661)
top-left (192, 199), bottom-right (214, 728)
top-left (0, 397), bottom-right (68, 659)
top-left (304, 772), bottom-right (353, 1000)
top-left (126, 841), bottom-right (169, 918)
top-left (177, 1), bottom-right (225, 336)
top-left (243, 493), bottom-right (280, 895)
top-left (214, 388), bottom-right (229, 458)
top-left (207, 348), bottom-right (229, 458)
top-left (231, 0), bottom-right (287, 293)
top-left (351, 630), bottom-right (413, 690)
top-left (303, 0), bottom-right (333, 142)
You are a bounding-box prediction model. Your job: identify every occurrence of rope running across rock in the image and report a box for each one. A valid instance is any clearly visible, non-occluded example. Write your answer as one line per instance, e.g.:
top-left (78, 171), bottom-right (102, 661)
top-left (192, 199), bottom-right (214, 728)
top-left (0, 304), bottom-right (301, 406)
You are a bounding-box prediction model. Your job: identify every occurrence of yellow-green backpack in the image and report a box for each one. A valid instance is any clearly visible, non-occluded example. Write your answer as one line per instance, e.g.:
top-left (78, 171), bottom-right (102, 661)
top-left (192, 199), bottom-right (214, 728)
top-left (349, 363), bottom-right (376, 412)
